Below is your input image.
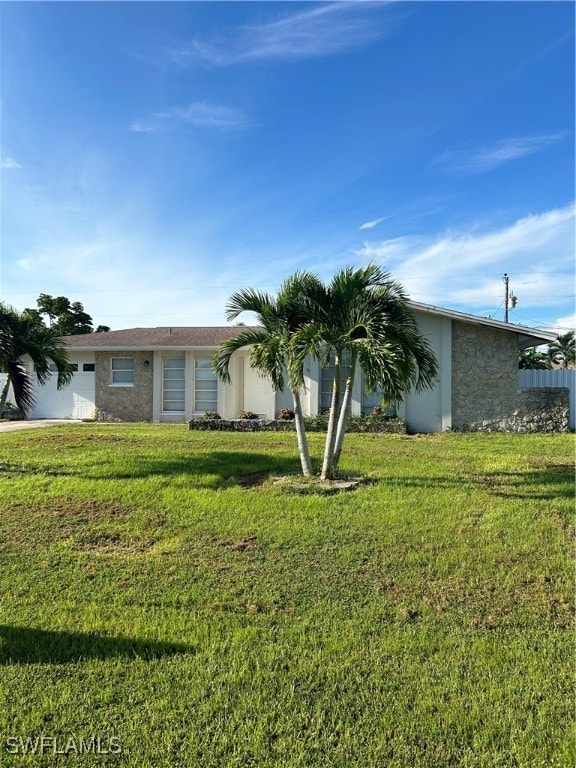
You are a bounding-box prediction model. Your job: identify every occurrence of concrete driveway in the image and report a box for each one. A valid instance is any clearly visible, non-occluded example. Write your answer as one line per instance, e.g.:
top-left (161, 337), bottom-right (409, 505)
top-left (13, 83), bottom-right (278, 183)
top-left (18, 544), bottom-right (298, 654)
top-left (0, 419), bottom-right (82, 432)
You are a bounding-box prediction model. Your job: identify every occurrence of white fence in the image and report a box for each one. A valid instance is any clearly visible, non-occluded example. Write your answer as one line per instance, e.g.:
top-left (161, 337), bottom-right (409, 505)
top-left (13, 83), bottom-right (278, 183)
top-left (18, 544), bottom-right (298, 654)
top-left (518, 369), bottom-right (575, 429)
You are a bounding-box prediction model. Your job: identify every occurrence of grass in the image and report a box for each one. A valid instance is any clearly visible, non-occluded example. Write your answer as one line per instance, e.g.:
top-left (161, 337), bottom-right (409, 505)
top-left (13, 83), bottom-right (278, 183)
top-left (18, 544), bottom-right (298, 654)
top-left (0, 425), bottom-right (573, 767)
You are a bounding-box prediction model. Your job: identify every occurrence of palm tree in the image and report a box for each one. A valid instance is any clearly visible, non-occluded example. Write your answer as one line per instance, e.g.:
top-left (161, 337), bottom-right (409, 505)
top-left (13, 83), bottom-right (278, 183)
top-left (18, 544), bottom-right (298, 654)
top-left (212, 272), bottom-right (325, 477)
top-left (0, 303), bottom-right (74, 416)
top-left (546, 331), bottom-right (575, 369)
top-left (291, 265), bottom-right (439, 480)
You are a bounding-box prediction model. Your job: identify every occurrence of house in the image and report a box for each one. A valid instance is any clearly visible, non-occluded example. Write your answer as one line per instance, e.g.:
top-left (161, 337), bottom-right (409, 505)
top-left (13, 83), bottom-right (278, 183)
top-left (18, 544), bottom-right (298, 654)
top-left (15, 303), bottom-right (568, 433)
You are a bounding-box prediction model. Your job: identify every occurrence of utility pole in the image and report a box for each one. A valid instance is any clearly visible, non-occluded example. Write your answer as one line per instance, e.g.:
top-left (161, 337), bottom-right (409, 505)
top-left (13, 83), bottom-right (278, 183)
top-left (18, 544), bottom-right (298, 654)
top-left (503, 273), bottom-right (517, 323)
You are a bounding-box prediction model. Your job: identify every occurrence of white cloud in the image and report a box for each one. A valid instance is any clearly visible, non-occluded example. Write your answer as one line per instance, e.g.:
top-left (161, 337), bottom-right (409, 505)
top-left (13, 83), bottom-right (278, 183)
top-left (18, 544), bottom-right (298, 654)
top-left (170, 2), bottom-right (397, 67)
top-left (129, 102), bottom-right (251, 133)
top-left (358, 204), bottom-right (575, 316)
top-left (432, 133), bottom-right (568, 174)
top-left (8, 234), bottom-right (239, 328)
top-left (1, 157), bottom-right (22, 169)
top-left (551, 314), bottom-right (576, 334)
top-left (359, 216), bottom-right (388, 231)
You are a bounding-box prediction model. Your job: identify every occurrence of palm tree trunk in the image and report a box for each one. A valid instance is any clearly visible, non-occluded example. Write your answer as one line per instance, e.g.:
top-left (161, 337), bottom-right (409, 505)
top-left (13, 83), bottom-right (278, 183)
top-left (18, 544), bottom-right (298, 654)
top-left (292, 389), bottom-right (313, 477)
top-left (321, 353), bottom-right (341, 481)
top-left (332, 352), bottom-right (357, 471)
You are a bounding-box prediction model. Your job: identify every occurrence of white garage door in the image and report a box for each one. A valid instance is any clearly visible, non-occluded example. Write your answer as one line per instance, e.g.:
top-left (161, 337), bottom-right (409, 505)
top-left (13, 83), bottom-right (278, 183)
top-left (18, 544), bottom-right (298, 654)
top-left (30, 357), bottom-right (96, 420)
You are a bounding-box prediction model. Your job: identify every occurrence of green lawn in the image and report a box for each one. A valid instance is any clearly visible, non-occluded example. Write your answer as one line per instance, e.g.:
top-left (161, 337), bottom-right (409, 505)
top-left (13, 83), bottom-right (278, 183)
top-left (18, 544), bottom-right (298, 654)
top-left (0, 425), bottom-right (573, 767)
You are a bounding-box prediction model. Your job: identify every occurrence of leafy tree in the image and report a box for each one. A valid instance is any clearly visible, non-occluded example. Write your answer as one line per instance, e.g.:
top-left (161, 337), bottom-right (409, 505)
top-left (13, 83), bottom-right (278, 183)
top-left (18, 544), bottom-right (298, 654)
top-left (546, 331), bottom-right (575, 369)
top-left (0, 303), bottom-right (74, 416)
top-left (518, 347), bottom-right (548, 370)
top-left (213, 272), bottom-right (325, 476)
top-left (26, 294), bottom-right (110, 335)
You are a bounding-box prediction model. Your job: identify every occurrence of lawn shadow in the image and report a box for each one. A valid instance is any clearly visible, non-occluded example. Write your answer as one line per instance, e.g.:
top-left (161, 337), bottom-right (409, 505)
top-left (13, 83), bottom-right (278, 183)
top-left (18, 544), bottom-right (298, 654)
top-left (1, 451), bottom-right (305, 489)
top-left (385, 463), bottom-right (574, 501)
top-left (0, 625), bottom-right (194, 665)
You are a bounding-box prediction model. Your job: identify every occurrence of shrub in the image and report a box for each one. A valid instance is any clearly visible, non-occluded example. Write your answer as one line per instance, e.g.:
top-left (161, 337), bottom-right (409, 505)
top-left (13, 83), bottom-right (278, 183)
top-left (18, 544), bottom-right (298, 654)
top-left (202, 411), bottom-right (221, 420)
top-left (239, 410), bottom-right (259, 420)
top-left (0, 401), bottom-right (23, 420)
top-left (303, 413), bottom-right (329, 432)
top-left (277, 408), bottom-right (295, 420)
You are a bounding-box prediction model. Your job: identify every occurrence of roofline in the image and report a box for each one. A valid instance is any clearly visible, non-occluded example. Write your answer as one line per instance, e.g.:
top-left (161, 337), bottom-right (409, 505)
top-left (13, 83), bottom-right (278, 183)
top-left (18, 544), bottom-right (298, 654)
top-left (63, 304), bottom-right (556, 352)
top-left (63, 345), bottom-right (223, 352)
top-left (408, 301), bottom-right (556, 348)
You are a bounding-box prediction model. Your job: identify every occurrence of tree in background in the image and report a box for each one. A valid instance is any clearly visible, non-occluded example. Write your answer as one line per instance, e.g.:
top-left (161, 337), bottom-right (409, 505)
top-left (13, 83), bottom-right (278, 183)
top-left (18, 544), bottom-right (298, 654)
top-left (519, 332), bottom-right (575, 370)
top-left (518, 347), bottom-right (549, 370)
top-left (25, 294), bottom-right (110, 335)
top-left (0, 303), bottom-right (74, 416)
top-left (547, 331), bottom-right (575, 369)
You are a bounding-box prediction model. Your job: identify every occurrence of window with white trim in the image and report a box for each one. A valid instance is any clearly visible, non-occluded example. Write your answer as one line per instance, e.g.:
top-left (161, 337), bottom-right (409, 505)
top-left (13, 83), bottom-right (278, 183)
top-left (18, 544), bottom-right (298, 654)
top-left (162, 357), bottom-right (185, 413)
top-left (110, 358), bottom-right (134, 386)
top-left (194, 357), bottom-right (217, 412)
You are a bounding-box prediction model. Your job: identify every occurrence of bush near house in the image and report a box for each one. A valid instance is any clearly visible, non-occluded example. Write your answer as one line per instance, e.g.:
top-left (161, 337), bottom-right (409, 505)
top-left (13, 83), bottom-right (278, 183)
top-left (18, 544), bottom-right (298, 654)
top-left (0, 425), bottom-right (572, 767)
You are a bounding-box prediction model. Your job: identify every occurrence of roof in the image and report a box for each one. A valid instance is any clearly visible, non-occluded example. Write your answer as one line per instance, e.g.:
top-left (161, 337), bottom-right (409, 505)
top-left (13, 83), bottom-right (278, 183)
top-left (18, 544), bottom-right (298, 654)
top-left (62, 304), bottom-right (555, 351)
top-left (408, 301), bottom-right (556, 348)
top-left (63, 326), bottom-right (257, 350)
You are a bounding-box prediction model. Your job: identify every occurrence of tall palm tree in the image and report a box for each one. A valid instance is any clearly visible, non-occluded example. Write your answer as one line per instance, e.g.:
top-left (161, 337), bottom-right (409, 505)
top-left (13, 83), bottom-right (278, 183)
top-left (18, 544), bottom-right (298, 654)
top-left (212, 272), bottom-right (325, 477)
top-left (291, 265), bottom-right (439, 480)
top-left (0, 303), bottom-right (74, 416)
top-left (547, 331), bottom-right (575, 369)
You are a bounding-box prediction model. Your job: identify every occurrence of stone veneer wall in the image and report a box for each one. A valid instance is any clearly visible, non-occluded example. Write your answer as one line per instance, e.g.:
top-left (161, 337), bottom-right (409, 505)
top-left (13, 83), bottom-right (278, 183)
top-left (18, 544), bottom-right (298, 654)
top-left (452, 321), bottom-right (569, 432)
top-left (189, 418), bottom-right (406, 434)
top-left (95, 351), bottom-right (154, 422)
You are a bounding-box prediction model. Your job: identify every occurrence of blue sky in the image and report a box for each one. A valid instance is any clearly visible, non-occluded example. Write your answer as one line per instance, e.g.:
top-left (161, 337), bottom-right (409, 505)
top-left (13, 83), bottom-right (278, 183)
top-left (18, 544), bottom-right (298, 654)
top-left (1, 1), bottom-right (574, 333)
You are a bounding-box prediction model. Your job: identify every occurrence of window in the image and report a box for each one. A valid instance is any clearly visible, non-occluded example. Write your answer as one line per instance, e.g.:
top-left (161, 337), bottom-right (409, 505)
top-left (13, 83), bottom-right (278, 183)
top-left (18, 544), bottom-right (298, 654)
top-left (83, 363), bottom-right (95, 372)
top-left (194, 357), bottom-right (217, 412)
top-left (320, 352), bottom-right (350, 413)
top-left (163, 357), bottom-right (185, 412)
top-left (110, 358), bottom-right (134, 386)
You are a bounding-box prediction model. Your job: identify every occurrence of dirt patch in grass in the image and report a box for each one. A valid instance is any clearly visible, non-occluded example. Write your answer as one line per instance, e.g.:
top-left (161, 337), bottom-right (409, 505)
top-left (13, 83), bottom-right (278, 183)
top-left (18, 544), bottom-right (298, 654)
top-left (273, 475), bottom-right (369, 495)
top-left (234, 472), bottom-right (271, 489)
top-left (215, 534), bottom-right (259, 552)
top-left (49, 498), bottom-right (131, 520)
top-left (0, 499), bottom-right (136, 554)
top-left (74, 532), bottom-right (156, 555)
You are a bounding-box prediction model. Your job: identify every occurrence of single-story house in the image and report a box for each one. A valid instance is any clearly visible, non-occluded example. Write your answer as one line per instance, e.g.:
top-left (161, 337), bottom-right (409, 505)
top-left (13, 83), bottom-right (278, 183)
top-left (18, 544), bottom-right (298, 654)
top-left (9, 302), bottom-right (568, 433)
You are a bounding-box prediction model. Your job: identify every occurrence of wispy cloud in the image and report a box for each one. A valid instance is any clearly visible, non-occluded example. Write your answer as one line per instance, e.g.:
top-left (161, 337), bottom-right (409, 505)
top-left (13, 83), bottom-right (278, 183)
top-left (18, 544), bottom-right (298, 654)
top-left (551, 313), bottom-right (576, 334)
top-left (1, 157), bottom-right (22, 169)
top-left (169, 2), bottom-right (397, 67)
top-left (432, 133), bottom-right (568, 175)
top-left (359, 216), bottom-right (388, 231)
top-left (129, 102), bottom-right (251, 134)
top-left (358, 204), bottom-right (575, 318)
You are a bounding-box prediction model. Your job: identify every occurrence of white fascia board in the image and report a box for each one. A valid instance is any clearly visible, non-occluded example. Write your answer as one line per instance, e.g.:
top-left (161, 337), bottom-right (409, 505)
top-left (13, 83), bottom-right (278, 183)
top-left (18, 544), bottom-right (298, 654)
top-left (408, 302), bottom-right (556, 347)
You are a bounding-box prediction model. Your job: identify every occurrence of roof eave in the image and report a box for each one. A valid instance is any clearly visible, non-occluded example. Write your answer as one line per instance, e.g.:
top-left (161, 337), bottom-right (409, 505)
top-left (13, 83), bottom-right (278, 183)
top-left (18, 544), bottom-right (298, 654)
top-left (408, 301), bottom-right (556, 348)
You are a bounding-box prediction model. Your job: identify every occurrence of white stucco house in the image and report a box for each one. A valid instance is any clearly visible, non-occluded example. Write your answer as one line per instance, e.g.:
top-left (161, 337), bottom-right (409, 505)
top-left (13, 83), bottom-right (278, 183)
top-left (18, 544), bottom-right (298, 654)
top-left (5, 302), bottom-right (567, 433)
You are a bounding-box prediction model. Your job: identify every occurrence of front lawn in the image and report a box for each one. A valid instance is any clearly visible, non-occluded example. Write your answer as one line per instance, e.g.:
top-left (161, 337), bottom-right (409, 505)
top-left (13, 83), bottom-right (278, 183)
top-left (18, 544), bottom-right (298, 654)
top-left (0, 426), bottom-right (573, 767)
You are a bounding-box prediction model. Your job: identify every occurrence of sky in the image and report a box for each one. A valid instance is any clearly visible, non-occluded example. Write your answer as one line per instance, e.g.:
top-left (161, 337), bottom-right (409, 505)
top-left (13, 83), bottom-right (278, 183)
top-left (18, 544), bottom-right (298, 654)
top-left (1, 0), bottom-right (574, 334)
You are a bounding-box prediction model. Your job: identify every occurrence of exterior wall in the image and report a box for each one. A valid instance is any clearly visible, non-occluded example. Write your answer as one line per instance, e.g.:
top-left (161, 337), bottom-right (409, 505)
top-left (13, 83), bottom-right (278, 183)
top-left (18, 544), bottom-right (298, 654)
top-left (400, 312), bottom-right (452, 433)
top-left (519, 369), bottom-right (575, 429)
top-left (499, 387), bottom-right (568, 433)
top-left (452, 321), bottom-right (519, 430)
top-left (189, 417), bottom-right (406, 434)
top-left (452, 322), bottom-right (569, 432)
top-left (95, 351), bottom-right (153, 422)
